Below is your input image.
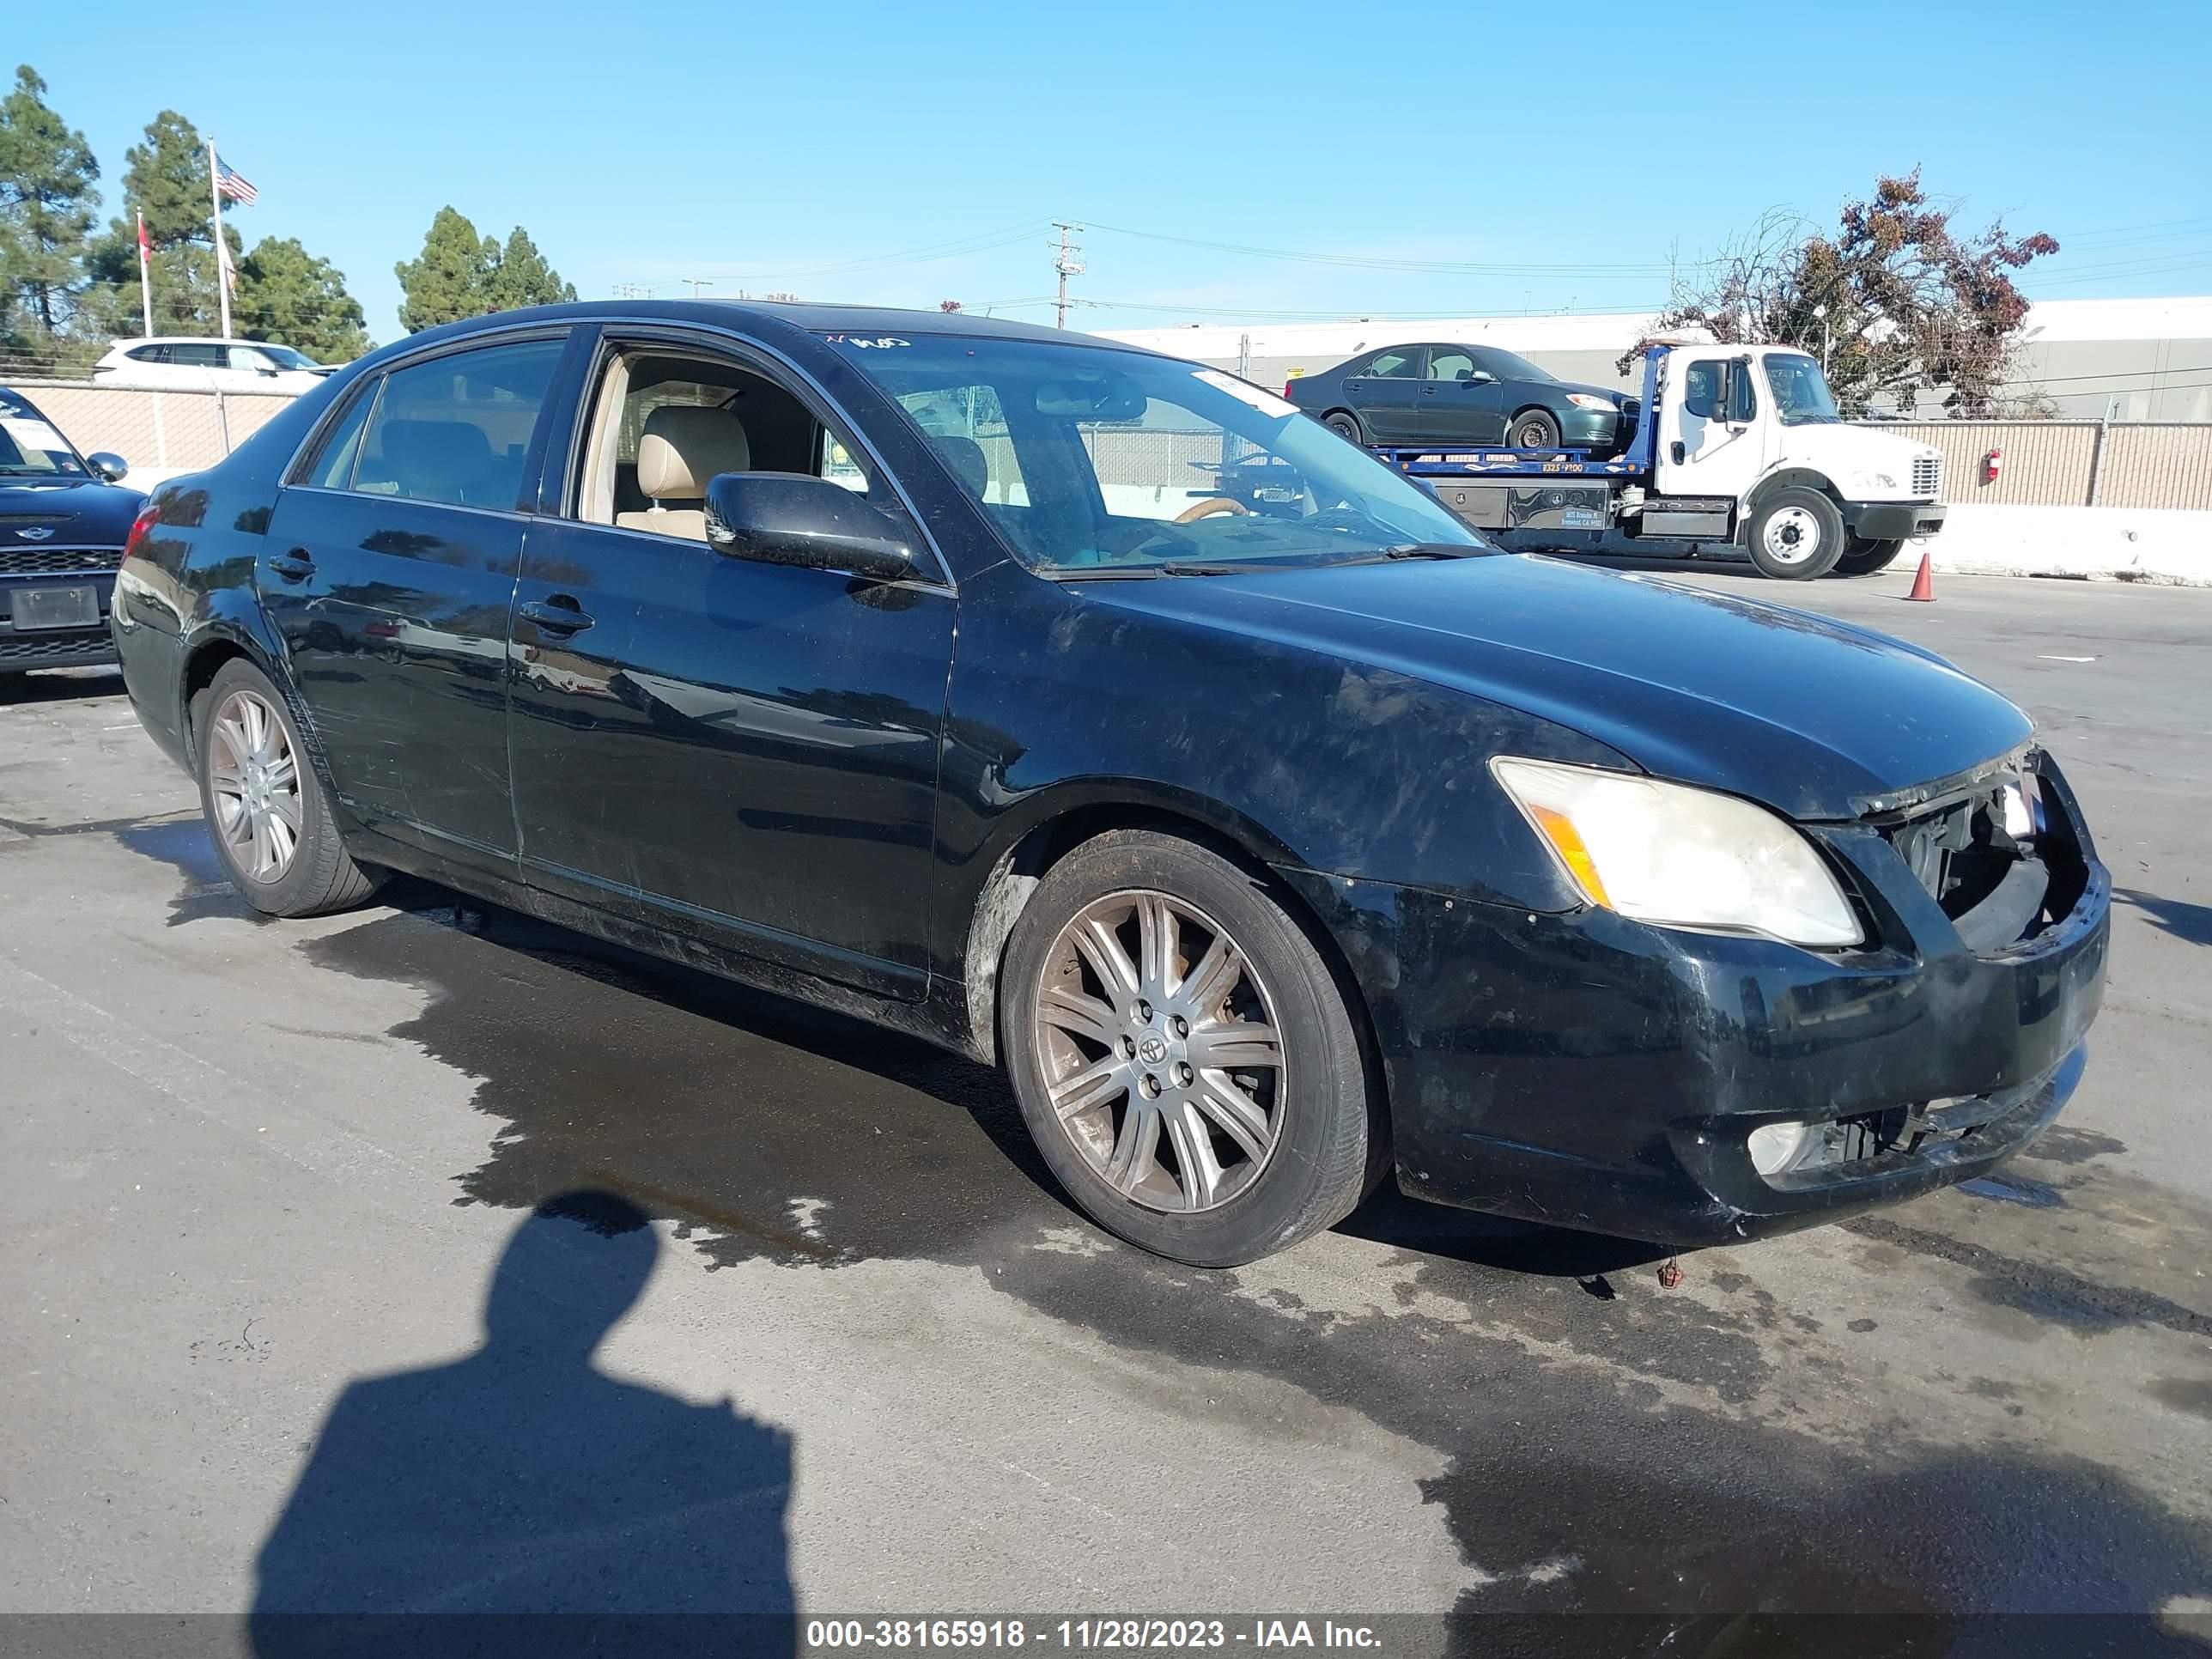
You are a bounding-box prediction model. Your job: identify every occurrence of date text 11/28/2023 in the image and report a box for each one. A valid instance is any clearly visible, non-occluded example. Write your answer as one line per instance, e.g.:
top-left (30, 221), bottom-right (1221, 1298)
top-left (804, 1620), bottom-right (1382, 1650)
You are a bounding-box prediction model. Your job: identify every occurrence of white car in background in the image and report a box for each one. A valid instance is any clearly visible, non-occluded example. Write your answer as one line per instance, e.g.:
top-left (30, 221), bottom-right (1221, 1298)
top-left (92, 337), bottom-right (337, 394)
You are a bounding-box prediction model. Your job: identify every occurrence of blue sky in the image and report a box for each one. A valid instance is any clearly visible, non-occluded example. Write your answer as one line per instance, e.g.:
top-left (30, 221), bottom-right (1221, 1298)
top-left (17, 0), bottom-right (2211, 344)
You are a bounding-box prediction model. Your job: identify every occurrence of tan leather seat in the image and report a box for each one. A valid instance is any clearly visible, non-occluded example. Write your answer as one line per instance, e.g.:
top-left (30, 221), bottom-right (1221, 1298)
top-left (615, 405), bottom-right (751, 540)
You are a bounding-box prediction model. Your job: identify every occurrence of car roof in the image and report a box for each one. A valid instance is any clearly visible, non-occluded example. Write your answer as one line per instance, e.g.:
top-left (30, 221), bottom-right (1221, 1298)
top-left (373, 299), bottom-right (1171, 356)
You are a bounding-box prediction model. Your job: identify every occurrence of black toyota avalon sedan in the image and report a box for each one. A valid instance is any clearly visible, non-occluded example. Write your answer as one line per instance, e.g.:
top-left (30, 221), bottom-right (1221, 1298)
top-left (109, 301), bottom-right (2108, 1267)
top-left (2, 386), bottom-right (143, 674)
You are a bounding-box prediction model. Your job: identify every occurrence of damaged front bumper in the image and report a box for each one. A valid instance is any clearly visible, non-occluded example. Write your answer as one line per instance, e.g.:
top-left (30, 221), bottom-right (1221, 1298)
top-left (1280, 753), bottom-right (2111, 1248)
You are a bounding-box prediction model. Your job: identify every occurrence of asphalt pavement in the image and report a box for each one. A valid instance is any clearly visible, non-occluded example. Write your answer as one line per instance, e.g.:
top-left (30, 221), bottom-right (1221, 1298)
top-left (3, 562), bottom-right (2209, 1654)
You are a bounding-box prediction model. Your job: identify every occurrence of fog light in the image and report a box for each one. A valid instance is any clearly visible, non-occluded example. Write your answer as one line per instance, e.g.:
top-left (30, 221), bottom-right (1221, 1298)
top-left (1747, 1120), bottom-right (1812, 1176)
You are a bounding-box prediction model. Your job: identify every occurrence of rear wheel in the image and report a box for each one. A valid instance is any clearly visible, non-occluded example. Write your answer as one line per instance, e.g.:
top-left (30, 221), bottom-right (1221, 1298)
top-left (1508, 409), bottom-right (1560, 449)
top-left (194, 659), bottom-right (383, 917)
top-left (1000, 830), bottom-right (1373, 1267)
top-left (1835, 535), bottom-right (1906, 576)
top-left (1746, 487), bottom-right (1845, 580)
top-left (1322, 410), bottom-right (1364, 443)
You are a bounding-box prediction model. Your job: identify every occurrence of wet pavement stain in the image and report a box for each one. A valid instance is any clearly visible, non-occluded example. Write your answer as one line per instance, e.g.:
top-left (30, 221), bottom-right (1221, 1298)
top-left (135, 862), bottom-right (2212, 1643)
top-left (112, 816), bottom-right (270, 927)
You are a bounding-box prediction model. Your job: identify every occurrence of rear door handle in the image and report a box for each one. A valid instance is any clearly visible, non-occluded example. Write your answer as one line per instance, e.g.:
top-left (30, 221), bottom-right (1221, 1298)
top-left (268, 549), bottom-right (315, 580)
top-left (520, 596), bottom-right (593, 634)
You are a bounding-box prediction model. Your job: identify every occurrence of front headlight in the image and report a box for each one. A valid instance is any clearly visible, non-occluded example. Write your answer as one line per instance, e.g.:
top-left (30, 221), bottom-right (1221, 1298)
top-left (1565, 393), bottom-right (1618, 411)
top-left (1491, 757), bottom-right (1863, 947)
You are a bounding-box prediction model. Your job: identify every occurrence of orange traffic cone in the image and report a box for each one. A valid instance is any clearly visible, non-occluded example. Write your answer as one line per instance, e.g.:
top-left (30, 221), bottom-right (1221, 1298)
top-left (1905, 550), bottom-right (1936, 602)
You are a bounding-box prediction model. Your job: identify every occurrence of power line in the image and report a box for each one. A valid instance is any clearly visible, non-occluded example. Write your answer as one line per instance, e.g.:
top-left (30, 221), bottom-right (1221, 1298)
top-left (1085, 221), bottom-right (1674, 277)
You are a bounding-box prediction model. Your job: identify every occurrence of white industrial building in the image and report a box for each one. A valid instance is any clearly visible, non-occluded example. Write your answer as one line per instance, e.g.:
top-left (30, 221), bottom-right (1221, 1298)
top-left (1097, 295), bottom-right (2212, 422)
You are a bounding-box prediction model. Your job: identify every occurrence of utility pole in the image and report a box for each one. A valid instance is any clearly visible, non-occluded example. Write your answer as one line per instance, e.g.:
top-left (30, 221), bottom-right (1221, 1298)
top-left (1052, 222), bottom-right (1085, 329)
top-left (681, 277), bottom-right (714, 299)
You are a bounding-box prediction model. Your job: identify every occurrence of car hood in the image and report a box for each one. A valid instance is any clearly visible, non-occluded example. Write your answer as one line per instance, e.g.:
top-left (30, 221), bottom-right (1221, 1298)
top-left (1083, 553), bottom-right (2031, 820)
top-left (0, 477), bottom-right (147, 546)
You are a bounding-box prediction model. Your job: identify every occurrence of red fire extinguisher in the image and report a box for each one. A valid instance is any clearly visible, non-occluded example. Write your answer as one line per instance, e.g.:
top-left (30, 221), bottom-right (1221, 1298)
top-left (1984, 448), bottom-right (2002, 484)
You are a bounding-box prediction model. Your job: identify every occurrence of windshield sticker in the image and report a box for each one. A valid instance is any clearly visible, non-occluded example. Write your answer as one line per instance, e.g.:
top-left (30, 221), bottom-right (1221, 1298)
top-left (2, 418), bottom-right (67, 454)
top-left (821, 334), bottom-right (911, 349)
top-left (1192, 370), bottom-right (1297, 419)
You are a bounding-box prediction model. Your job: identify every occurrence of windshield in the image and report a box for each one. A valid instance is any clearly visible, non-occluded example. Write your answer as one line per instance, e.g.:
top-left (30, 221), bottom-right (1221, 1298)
top-left (1480, 347), bottom-right (1556, 384)
top-left (0, 395), bottom-right (88, 478)
top-left (1762, 353), bottom-right (1842, 424)
top-left (826, 332), bottom-right (1487, 573)
top-left (258, 343), bottom-right (321, 371)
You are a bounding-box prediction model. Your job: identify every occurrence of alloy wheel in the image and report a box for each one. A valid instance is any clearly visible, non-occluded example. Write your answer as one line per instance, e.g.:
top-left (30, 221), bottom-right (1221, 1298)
top-left (206, 688), bottom-right (302, 883)
top-left (1032, 890), bottom-right (1287, 1213)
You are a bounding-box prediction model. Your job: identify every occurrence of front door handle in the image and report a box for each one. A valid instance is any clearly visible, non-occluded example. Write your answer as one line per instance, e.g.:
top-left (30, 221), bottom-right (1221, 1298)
top-left (268, 549), bottom-right (315, 581)
top-left (520, 596), bottom-right (593, 634)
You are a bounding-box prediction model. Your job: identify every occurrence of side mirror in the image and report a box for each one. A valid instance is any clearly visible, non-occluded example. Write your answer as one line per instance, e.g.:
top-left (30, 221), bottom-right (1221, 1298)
top-left (1468, 369), bottom-right (1496, 385)
top-left (703, 471), bottom-right (919, 583)
top-left (1716, 364), bottom-right (1741, 426)
top-left (86, 452), bottom-right (129, 483)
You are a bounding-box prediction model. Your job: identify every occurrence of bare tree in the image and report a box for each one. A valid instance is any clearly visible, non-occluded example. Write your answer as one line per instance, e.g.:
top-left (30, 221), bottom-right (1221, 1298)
top-left (1625, 173), bottom-right (2059, 417)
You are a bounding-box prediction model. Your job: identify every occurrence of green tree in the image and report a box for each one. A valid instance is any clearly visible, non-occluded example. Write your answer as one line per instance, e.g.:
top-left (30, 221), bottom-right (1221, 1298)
top-left (1630, 171), bottom-right (2059, 417)
top-left (396, 207), bottom-right (574, 331)
top-left (395, 205), bottom-right (492, 331)
top-left (234, 236), bottom-right (370, 362)
top-left (485, 225), bottom-right (574, 311)
top-left (0, 64), bottom-right (103, 337)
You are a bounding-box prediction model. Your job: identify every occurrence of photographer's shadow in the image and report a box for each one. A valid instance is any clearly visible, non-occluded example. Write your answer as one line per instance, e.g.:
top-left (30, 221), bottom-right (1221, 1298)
top-left (252, 1191), bottom-right (793, 1656)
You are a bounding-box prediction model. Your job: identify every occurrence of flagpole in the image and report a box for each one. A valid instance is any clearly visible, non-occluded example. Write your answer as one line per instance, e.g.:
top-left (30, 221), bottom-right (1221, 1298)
top-left (136, 210), bottom-right (155, 338)
top-left (207, 137), bottom-right (231, 339)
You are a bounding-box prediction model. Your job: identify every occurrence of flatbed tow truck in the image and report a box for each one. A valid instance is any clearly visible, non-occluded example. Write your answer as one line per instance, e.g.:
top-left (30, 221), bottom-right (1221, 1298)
top-left (1370, 341), bottom-right (1948, 580)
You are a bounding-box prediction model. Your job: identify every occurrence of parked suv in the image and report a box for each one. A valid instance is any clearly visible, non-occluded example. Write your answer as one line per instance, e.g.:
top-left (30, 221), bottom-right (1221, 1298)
top-left (1, 386), bottom-right (143, 673)
top-left (93, 337), bottom-right (336, 395)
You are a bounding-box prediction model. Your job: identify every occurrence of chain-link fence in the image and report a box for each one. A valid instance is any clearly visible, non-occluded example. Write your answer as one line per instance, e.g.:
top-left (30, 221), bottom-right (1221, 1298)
top-left (2, 377), bottom-right (299, 480)
top-left (1850, 420), bottom-right (2211, 511)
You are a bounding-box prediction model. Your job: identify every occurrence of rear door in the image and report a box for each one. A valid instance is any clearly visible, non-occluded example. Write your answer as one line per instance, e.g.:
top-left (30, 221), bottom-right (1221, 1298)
top-left (1343, 347), bottom-right (1423, 441)
top-left (1419, 348), bottom-right (1505, 442)
top-left (259, 331), bottom-right (570, 866)
top-left (505, 327), bottom-right (952, 1000)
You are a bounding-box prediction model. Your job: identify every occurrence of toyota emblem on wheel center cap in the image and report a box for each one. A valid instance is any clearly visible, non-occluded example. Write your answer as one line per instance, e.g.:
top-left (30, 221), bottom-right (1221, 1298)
top-left (1138, 1034), bottom-right (1169, 1065)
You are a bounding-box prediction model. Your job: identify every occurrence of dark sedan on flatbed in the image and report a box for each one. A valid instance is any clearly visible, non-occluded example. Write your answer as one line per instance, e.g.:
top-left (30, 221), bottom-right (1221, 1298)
top-left (1285, 340), bottom-right (1636, 453)
top-left (110, 301), bottom-right (2107, 1266)
top-left (2, 387), bottom-right (142, 674)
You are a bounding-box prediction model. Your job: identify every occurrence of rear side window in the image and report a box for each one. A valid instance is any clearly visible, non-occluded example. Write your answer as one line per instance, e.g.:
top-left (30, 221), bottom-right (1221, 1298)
top-left (170, 343), bottom-right (224, 368)
top-left (296, 377), bottom-right (382, 490)
top-left (350, 338), bottom-right (563, 510)
top-left (1361, 349), bottom-right (1419, 380)
top-left (127, 343), bottom-right (170, 363)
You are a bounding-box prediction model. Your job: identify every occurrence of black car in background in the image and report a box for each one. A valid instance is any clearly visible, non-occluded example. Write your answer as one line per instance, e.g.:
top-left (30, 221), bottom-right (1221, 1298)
top-left (1285, 341), bottom-right (1636, 453)
top-left (1, 386), bottom-right (143, 675)
top-left (112, 301), bottom-right (2106, 1267)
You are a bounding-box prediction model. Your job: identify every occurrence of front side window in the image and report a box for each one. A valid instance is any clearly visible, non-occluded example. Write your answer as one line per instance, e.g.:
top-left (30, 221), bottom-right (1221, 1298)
top-left (1427, 349), bottom-right (1476, 383)
top-left (1762, 353), bottom-right (1841, 424)
top-left (1360, 349), bottom-right (1420, 380)
top-left (830, 333), bottom-right (1487, 574)
top-left (351, 337), bottom-right (563, 510)
top-left (1683, 361), bottom-right (1723, 419)
top-left (572, 347), bottom-right (872, 541)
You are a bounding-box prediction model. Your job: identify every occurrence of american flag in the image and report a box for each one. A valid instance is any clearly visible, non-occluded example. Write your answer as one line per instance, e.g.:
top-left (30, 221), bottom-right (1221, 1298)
top-left (214, 155), bottom-right (258, 205)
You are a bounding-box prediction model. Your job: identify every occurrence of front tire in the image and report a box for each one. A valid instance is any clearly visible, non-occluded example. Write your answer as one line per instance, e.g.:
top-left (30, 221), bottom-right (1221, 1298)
top-left (1835, 535), bottom-right (1906, 576)
top-left (1322, 410), bottom-right (1364, 443)
top-left (1747, 487), bottom-right (1845, 580)
top-left (194, 659), bottom-right (383, 917)
top-left (1508, 409), bottom-right (1561, 449)
top-left (1000, 830), bottom-right (1373, 1267)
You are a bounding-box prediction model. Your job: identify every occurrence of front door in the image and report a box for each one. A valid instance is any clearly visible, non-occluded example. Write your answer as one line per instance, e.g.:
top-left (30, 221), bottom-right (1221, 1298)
top-left (1660, 354), bottom-right (1770, 501)
top-left (259, 332), bottom-right (568, 864)
top-left (506, 333), bottom-right (952, 1000)
top-left (1419, 348), bottom-right (1505, 442)
top-left (1345, 347), bottom-right (1424, 441)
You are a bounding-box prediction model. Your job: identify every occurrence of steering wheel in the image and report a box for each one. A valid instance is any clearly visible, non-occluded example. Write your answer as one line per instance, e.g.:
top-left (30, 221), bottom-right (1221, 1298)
top-left (1173, 497), bottom-right (1253, 525)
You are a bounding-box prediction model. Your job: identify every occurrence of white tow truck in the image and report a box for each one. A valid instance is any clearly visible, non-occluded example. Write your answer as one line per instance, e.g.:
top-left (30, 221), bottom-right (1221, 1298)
top-left (1372, 341), bottom-right (1948, 579)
